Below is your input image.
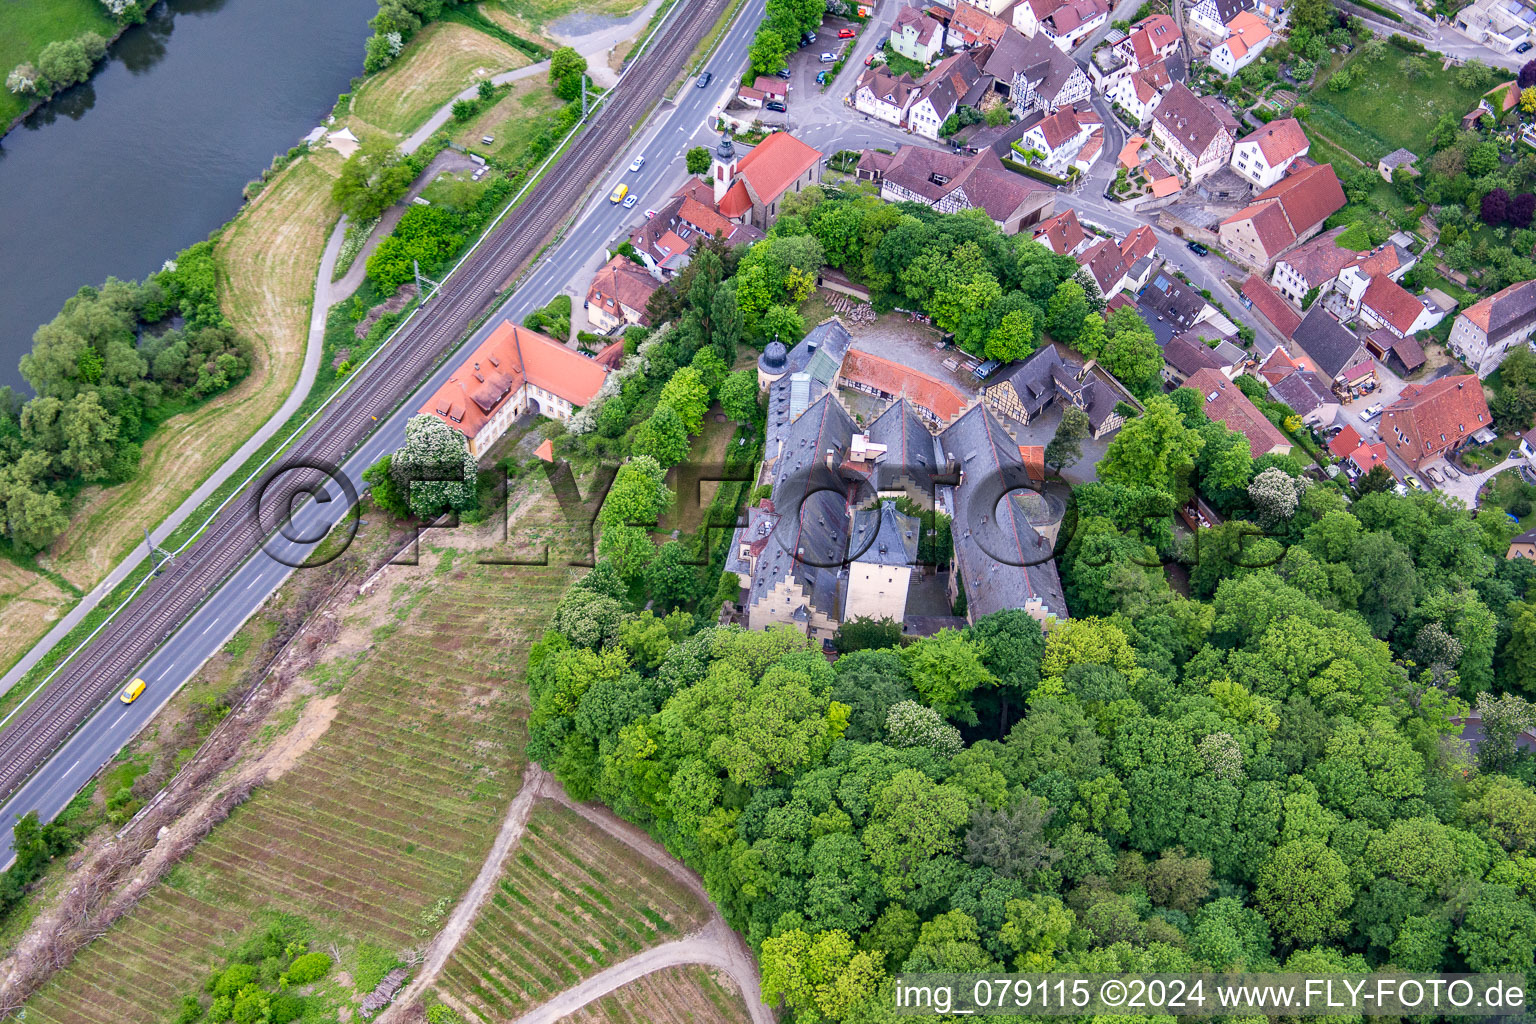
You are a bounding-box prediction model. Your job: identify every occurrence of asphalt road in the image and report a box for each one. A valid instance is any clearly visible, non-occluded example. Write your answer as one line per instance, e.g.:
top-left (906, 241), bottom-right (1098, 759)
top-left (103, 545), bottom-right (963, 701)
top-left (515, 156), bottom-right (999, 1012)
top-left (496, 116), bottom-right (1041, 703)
top-left (0, 0), bottom-right (765, 863)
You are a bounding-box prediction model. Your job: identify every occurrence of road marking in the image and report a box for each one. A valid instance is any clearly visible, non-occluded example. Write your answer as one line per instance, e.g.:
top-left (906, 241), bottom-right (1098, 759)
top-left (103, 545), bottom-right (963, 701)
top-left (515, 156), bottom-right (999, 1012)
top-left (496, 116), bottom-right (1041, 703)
top-left (68, 760), bottom-right (79, 773)
top-left (245, 576), bottom-right (257, 590)
top-left (114, 713), bottom-right (126, 728)
top-left (201, 619), bottom-right (219, 636)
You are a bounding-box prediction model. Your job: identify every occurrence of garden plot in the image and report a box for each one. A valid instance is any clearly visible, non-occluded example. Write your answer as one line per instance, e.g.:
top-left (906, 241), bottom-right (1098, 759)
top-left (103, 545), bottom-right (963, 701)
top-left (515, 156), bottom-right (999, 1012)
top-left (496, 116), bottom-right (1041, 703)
top-left (431, 801), bottom-right (712, 1024)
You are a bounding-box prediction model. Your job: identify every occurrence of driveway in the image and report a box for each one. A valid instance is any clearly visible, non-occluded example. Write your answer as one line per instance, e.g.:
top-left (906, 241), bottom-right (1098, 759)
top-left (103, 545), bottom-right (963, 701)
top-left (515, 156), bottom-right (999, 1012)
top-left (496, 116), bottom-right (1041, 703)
top-left (1439, 454), bottom-right (1527, 506)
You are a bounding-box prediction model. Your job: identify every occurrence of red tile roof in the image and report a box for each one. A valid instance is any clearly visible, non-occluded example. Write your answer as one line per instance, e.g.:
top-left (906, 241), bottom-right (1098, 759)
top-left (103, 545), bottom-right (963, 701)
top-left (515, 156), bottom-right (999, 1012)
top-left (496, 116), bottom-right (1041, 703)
top-left (679, 195), bottom-right (733, 237)
top-left (422, 322), bottom-right (608, 439)
top-left (1258, 345), bottom-right (1298, 384)
top-left (1328, 423), bottom-right (1362, 459)
top-left (586, 254), bottom-right (659, 322)
top-left (1344, 440), bottom-right (1388, 472)
top-left (1242, 273), bottom-right (1302, 338)
top-left (1221, 163), bottom-right (1345, 262)
top-left (534, 438), bottom-right (555, 462)
top-left (1034, 208), bottom-right (1087, 254)
top-left (1220, 10), bottom-right (1270, 59)
top-left (1361, 274), bottom-right (1426, 336)
top-left (840, 348), bottom-right (969, 422)
top-left (718, 180), bottom-right (752, 219)
top-left (1126, 13), bottom-right (1179, 66)
top-left (1381, 374), bottom-right (1492, 468)
top-left (734, 132), bottom-right (822, 207)
top-left (1239, 117), bottom-right (1308, 167)
top-left (1184, 368), bottom-right (1291, 455)
top-left (1121, 224), bottom-right (1157, 264)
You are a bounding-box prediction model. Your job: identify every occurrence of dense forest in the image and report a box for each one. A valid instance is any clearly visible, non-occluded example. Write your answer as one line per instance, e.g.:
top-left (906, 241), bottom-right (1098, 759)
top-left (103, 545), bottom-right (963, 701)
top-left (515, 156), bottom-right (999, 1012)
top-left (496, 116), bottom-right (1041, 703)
top-left (0, 243), bottom-right (250, 553)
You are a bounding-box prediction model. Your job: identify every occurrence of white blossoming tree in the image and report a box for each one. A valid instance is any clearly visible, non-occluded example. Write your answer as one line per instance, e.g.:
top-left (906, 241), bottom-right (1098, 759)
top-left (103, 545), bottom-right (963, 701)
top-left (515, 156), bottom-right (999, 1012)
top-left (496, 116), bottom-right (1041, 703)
top-left (391, 414), bottom-right (477, 519)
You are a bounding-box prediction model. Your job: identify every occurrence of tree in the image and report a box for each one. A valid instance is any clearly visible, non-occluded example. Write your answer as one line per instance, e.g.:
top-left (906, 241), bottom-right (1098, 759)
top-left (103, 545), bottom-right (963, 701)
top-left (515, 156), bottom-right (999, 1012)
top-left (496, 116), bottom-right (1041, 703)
top-left (549, 46), bottom-right (587, 87)
top-left (833, 616), bottom-right (903, 653)
top-left (1097, 395), bottom-right (1203, 495)
top-left (1481, 186), bottom-right (1510, 226)
top-left (657, 366), bottom-right (709, 434)
top-left (6, 63), bottom-right (42, 96)
top-left (964, 796), bottom-right (1060, 879)
top-left (1043, 406), bottom-right (1089, 472)
top-left (363, 454), bottom-right (409, 518)
top-left (760, 929), bottom-right (884, 1023)
top-left (389, 415), bottom-right (477, 519)
top-left (1356, 464), bottom-right (1394, 494)
top-left (1523, 86), bottom-right (1536, 114)
top-left (899, 628), bottom-right (995, 724)
top-left (331, 136), bottom-right (415, 222)
top-left (1255, 841), bottom-right (1353, 947)
top-left (1249, 466), bottom-right (1304, 528)
top-left (686, 146), bottom-right (712, 175)
top-left (646, 539), bottom-right (704, 610)
top-left (749, 25), bottom-right (790, 76)
top-left (1455, 884), bottom-right (1536, 971)
top-left (37, 35), bottom-right (104, 92)
top-left (759, 303), bottom-right (806, 344)
top-left (631, 404), bottom-right (690, 466)
top-left (599, 455), bottom-right (672, 530)
top-left (1512, 191), bottom-right (1536, 229)
top-left (719, 370), bottom-right (759, 424)
top-left (1100, 323), bottom-right (1162, 399)
top-left (1045, 279), bottom-right (1090, 346)
top-left (985, 309), bottom-right (1037, 362)
top-left (885, 700), bottom-right (964, 755)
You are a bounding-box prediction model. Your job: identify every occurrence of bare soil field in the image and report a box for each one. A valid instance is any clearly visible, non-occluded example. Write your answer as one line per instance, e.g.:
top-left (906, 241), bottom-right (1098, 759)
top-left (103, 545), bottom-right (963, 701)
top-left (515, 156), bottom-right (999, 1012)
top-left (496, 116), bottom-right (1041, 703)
top-left (556, 965), bottom-right (749, 1024)
top-left (22, 514), bottom-right (574, 1024)
top-left (351, 22), bottom-right (534, 136)
top-left (428, 800), bottom-right (712, 1024)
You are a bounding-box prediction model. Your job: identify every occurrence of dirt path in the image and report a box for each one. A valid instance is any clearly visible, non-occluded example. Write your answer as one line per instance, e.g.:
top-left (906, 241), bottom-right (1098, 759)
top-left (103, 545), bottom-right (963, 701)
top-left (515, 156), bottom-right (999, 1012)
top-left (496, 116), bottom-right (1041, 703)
top-left (508, 918), bottom-right (773, 1024)
top-left (380, 764), bottom-right (552, 1020)
top-left (379, 768), bottom-right (774, 1024)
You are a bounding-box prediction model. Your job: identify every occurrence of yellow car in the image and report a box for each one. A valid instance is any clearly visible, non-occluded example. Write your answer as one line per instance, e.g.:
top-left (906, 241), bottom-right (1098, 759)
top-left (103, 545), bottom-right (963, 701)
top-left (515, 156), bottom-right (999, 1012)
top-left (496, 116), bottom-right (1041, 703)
top-left (609, 183), bottom-right (629, 204)
top-left (120, 678), bottom-right (146, 704)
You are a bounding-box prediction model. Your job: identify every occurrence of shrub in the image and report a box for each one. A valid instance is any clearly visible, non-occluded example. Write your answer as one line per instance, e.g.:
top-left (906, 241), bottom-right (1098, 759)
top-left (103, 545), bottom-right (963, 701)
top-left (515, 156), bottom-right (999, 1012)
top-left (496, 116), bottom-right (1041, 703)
top-left (283, 951), bottom-right (332, 986)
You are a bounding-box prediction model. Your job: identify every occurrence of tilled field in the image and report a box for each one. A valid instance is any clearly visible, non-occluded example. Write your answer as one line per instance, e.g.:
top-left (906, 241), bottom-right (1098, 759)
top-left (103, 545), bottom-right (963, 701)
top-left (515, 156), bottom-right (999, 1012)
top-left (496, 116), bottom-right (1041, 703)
top-left (556, 965), bottom-right (750, 1024)
top-left (432, 801), bottom-right (712, 1023)
top-left (23, 561), bottom-right (573, 1024)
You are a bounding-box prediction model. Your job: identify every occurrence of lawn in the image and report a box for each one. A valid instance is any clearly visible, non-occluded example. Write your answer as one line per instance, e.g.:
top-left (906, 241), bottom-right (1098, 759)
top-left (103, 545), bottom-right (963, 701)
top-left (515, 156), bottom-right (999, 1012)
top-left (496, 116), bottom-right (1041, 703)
top-left (44, 158), bottom-right (343, 597)
top-left (428, 800), bottom-right (712, 1024)
top-left (24, 526), bottom-right (576, 1024)
top-left (1307, 52), bottom-right (1492, 162)
top-left (0, 0), bottom-right (115, 126)
top-left (351, 21), bottom-right (534, 137)
top-left (490, 0), bottom-right (644, 37)
top-left (1481, 464), bottom-right (1536, 516)
top-left (557, 965), bottom-right (750, 1024)
top-left (451, 76), bottom-right (565, 166)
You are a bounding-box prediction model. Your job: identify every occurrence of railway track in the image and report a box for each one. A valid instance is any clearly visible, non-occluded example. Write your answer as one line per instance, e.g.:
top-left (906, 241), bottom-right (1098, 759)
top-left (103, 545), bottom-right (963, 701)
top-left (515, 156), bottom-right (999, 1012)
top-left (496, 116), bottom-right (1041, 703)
top-left (0, 0), bottom-right (727, 803)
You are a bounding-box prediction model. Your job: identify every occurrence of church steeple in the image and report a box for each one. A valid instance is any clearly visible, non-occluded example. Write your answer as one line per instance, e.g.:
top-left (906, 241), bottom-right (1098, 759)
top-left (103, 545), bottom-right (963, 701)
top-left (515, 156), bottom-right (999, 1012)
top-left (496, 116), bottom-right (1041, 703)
top-left (712, 133), bottom-right (738, 205)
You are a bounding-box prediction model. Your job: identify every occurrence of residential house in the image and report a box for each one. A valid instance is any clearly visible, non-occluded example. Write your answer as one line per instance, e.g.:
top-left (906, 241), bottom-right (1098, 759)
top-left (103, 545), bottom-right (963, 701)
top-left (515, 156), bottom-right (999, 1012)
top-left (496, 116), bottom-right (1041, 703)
top-left (1242, 273), bottom-right (1302, 339)
top-left (908, 51), bottom-right (990, 139)
top-left (1182, 368), bottom-right (1293, 455)
top-left (940, 404), bottom-right (1069, 625)
top-left (1268, 367), bottom-right (1336, 422)
top-left (585, 254), bottom-right (659, 333)
top-left (1229, 117), bottom-right (1308, 188)
top-left (1016, 104), bottom-right (1097, 172)
top-left (991, 29), bottom-right (1093, 115)
top-left (1218, 163), bottom-right (1345, 269)
top-left (947, 1), bottom-right (1011, 47)
top-left (1357, 275), bottom-right (1448, 338)
top-left (1106, 59), bottom-right (1173, 123)
top-left (1140, 270), bottom-right (1214, 332)
top-left (985, 344), bottom-right (1133, 438)
top-left (1269, 226), bottom-right (1361, 305)
top-left (1209, 10), bottom-right (1272, 75)
top-left (1076, 225), bottom-right (1158, 298)
top-left (867, 145), bottom-right (1056, 232)
top-left (1014, 0), bottom-right (1110, 50)
top-left (737, 77), bottom-right (787, 108)
top-left (1339, 438), bottom-right (1390, 476)
top-left (628, 186), bottom-right (761, 278)
top-left (422, 322), bottom-right (608, 455)
top-left (1150, 83), bottom-right (1236, 183)
top-left (1290, 306), bottom-right (1368, 384)
top-left (1380, 374), bottom-right (1493, 468)
top-left (1508, 525), bottom-right (1536, 560)
top-left (1453, 0), bottom-right (1536, 53)
top-left (960, 0), bottom-right (1015, 18)
top-left (1032, 207), bottom-right (1091, 255)
top-left (1330, 242), bottom-right (1417, 312)
top-left (1117, 13), bottom-right (1183, 66)
top-left (891, 6), bottom-right (946, 63)
top-left (855, 67), bottom-right (923, 126)
top-left (1161, 333), bottom-right (1226, 385)
top-left (1448, 279), bottom-right (1536, 376)
top-left (1188, 0), bottom-right (1254, 37)
top-left (1378, 148), bottom-right (1419, 182)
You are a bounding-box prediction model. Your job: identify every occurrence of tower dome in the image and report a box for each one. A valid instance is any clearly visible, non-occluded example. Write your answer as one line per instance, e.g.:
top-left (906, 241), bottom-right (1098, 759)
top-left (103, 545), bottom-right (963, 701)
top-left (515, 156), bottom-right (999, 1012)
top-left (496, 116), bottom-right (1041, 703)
top-left (716, 134), bottom-right (736, 161)
top-left (760, 340), bottom-right (787, 371)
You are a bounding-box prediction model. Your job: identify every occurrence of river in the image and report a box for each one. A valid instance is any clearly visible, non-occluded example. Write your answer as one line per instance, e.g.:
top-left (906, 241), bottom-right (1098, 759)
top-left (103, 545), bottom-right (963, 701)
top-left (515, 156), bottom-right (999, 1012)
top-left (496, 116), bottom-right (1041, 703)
top-left (0, 0), bottom-right (376, 392)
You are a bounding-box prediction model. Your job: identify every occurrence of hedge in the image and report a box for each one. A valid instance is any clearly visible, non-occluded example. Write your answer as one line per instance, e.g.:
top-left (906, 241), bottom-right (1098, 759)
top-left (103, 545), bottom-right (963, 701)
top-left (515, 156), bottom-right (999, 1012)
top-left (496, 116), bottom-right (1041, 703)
top-left (1001, 157), bottom-right (1070, 186)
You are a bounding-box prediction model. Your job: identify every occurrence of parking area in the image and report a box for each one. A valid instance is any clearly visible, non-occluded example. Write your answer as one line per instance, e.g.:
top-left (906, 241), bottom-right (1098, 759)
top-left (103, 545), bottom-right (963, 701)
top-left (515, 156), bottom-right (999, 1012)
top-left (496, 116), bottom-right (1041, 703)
top-left (785, 16), bottom-right (860, 103)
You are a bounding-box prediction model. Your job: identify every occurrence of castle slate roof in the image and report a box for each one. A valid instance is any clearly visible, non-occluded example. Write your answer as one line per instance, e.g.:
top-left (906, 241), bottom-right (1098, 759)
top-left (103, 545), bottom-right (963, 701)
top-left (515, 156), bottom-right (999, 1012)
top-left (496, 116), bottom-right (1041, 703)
top-left (849, 501), bottom-right (921, 567)
top-left (1291, 306), bottom-right (1366, 380)
top-left (939, 404), bottom-right (1067, 621)
top-left (865, 398), bottom-right (943, 496)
